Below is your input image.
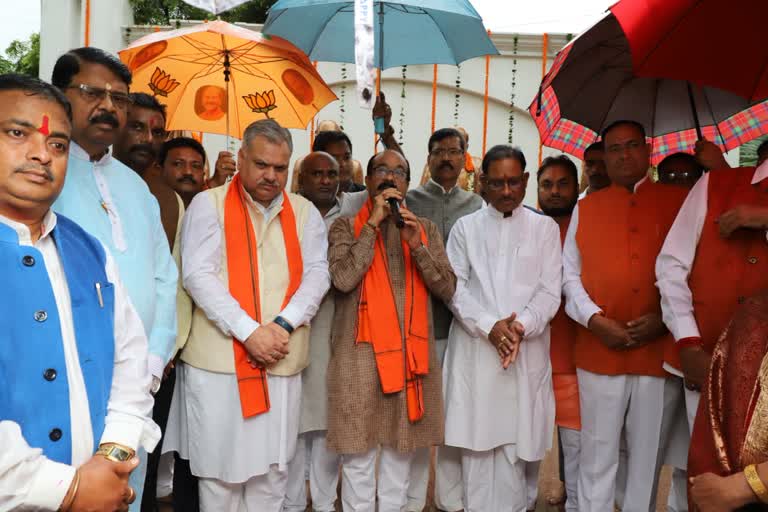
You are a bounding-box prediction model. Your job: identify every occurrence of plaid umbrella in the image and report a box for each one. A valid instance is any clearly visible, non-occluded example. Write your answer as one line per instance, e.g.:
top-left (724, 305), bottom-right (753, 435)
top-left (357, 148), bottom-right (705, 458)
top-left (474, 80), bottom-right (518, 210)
top-left (528, 11), bottom-right (768, 165)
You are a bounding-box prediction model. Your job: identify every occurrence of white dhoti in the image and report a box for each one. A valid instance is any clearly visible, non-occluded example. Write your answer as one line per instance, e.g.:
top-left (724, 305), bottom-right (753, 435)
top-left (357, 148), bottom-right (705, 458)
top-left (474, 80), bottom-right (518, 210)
top-left (666, 378), bottom-right (701, 512)
top-left (406, 445), bottom-right (463, 512)
top-left (341, 447), bottom-right (415, 512)
top-left (284, 430), bottom-right (340, 512)
top-left (461, 445), bottom-right (526, 512)
top-left (576, 369), bottom-right (666, 512)
top-left (198, 465), bottom-right (287, 511)
top-left (524, 460), bottom-right (540, 510)
top-left (559, 427), bottom-right (581, 512)
top-left (164, 363), bottom-right (300, 511)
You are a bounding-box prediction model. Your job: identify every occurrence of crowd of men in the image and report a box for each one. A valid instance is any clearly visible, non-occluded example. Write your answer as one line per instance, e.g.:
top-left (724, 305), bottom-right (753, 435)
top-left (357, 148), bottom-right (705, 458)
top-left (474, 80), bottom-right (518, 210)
top-left (2, 44), bottom-right (768, 512)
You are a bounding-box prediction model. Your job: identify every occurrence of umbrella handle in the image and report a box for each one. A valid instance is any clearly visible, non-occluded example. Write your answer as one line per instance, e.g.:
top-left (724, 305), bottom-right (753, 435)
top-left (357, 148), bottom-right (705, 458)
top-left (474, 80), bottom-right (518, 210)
top-left (686, 81), bottom-right (703, 141)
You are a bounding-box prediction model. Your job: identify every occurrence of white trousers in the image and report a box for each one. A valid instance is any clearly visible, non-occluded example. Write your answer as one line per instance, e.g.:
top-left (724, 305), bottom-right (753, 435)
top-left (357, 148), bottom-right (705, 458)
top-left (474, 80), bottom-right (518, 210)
top-left (462, 445), bottom-right (526, 512)
top-left (577, 369), bottom-right (666, 512)
top-left (156, 451), bottom-right (175, 498)
top-left (524, 460), bottom-right (540, 510)
top-left (406, 445), bottom-right (463, 511)
top-left (199, 464), bottom-right (287, 512)
top-left (342, 447), bottom-right (415, 512)
top-left (284, 431), bottom-right (340, 512)
top-left (559, 427), bottom-right (581, 512)
top-left (667, 386), bottom-right (701, 512)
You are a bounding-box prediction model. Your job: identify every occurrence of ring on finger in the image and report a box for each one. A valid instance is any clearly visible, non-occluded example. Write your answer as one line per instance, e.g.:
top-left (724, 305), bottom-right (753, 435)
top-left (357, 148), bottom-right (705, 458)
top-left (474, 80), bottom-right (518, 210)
top-left (126, 486), bottom-right (136, 503)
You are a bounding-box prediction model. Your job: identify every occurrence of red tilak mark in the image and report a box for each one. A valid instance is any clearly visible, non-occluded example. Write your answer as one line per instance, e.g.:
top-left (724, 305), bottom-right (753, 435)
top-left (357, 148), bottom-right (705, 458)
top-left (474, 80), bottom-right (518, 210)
top-left (38, 115), bottom-right (50, 136)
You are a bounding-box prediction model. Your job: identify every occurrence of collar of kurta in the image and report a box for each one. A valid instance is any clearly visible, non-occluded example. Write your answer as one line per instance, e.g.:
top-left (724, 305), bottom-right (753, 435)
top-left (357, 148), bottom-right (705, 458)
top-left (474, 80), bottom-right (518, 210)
top-left (487, 203), bottom-right (524, 220)
top-left (69, 141), bottom-right (112, 165)
top-left (0, 210), bottom-right (57, 244)
top-left (425, 178), bottom-right (459, 196)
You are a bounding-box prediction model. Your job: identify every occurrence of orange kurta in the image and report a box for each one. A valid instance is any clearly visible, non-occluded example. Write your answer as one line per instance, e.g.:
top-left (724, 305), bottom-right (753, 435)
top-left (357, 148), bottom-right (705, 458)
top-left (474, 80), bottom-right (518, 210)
top-left (551, 215), bottom-right (580, 429)
top-left (575, 180), bottom-right (687, 377)
top-left (664, 167), bottom-right (768, 370)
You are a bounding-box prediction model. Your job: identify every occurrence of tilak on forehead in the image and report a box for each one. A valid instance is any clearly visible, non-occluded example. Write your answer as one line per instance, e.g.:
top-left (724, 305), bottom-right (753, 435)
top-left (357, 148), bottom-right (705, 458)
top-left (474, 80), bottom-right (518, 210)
top-left (38, 115), bottom-right (50, 136)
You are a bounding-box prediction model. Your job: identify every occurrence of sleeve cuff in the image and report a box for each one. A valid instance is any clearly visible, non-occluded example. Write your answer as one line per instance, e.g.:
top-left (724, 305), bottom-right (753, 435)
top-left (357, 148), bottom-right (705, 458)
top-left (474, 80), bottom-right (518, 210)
top-left (147, 354), bottom-right (165, 381)
top-left (278, 305), bottom-right (301, 329)
top-left (101, 414), bottom-right (161, 454)
top-left (233, 315), bottom-right (260, 343)
top-left (669, 316), bottom-right (701, 342)
top-left (579, 303), bottom-right (603, 329)
top-left (477, 314), bottom-right (498, 338)
top-left (516, 310), bottom-right (533, 336)
top-left (25, 458), bottom-right (76, 510)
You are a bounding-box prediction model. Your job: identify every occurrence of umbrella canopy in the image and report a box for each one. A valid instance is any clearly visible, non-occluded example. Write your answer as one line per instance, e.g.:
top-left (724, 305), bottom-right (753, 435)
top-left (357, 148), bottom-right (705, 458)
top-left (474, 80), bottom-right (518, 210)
top-left (528, 12), bottom-right (768, 164)
top-left (611, 0), bottom-right (767, 102)
top-left (119, 21), bottom-right (337, 137)
top-left (262, 0), bottom-right (498, 69)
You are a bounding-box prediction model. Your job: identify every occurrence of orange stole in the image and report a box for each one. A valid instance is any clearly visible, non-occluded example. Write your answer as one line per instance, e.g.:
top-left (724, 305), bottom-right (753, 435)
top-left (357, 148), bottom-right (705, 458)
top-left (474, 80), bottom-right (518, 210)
top-left (353, 202), bottom-right (430, 422)
top-left (464, 151), bottom-right (475, 172)
top-left (224, 175), bottom-right (303, 418)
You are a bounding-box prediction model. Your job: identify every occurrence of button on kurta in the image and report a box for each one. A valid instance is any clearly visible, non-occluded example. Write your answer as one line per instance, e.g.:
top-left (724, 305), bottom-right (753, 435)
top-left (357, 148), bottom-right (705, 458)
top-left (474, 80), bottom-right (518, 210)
top-left (748, 256), bottom-right (758, 264)
top-left (34, 310), bottom-right (48, 322)
top-left (43, 368), bottom-right (57, 381)
top-left (49, 428), bottom-right (62, 441)
top-left (22, 255), bottom-right (35, 266)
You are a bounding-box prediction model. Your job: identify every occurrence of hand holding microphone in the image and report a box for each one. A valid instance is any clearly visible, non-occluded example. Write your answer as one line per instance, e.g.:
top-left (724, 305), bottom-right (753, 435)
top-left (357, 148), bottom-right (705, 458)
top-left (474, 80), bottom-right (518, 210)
top-left (369, 184), bottom-right (404, 228)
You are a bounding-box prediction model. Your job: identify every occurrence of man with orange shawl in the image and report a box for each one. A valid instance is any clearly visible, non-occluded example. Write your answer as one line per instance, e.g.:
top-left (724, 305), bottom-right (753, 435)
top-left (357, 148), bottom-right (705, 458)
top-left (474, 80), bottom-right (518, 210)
top-left (326, 149), bottom-right (456, 512)
top-left (687, 292), bottom-right (768, 511)
top-left (164, 119), bottom-right (330, 510)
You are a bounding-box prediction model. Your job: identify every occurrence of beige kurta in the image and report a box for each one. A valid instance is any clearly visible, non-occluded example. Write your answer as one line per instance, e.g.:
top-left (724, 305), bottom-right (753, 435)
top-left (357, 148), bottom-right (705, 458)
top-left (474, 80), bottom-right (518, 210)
top-left (326, 215), bottom-right (456, 454)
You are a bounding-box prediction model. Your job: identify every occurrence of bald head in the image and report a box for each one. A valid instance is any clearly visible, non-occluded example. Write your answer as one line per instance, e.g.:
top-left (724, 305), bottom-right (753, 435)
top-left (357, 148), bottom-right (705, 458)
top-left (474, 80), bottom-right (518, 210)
top-left (299, 151), bottom-right (340, 211)
top-left (455, 126), bottom-right (469, 145)
top-left (316, 119), bottom-right (341, 134)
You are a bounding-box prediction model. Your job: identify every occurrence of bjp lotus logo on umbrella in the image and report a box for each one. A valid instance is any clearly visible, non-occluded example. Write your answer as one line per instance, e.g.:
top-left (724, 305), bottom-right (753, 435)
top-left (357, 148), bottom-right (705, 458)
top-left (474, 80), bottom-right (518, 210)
top-left (243, 90), bottom-right (277, 118)
top-left (148, 67), bottom-right (181, 97)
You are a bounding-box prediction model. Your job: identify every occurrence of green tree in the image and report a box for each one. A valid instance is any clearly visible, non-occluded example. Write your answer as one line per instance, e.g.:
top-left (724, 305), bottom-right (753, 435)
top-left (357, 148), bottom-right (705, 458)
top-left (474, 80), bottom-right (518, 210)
top-left (129, 0), bottom-right (277, 26)
top-left (0, 33), bottom-right (40, 77)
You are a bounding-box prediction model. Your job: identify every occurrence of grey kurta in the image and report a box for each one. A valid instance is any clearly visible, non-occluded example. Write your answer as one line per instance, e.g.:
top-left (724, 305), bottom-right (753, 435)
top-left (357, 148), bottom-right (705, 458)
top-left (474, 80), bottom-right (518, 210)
top-left (298, 191), bottom-right (367, 434)
top-left (326, 215), bottom-right (457, 454)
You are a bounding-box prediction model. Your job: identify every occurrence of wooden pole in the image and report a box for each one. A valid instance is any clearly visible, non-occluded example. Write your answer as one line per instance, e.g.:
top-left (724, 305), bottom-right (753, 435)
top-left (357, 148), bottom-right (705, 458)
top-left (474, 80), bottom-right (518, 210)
top-left (538, 33), bottom-right (549, 167)
top-left (482, 30), bottom-right (491, 157)
top-left (310, 61), bottom-right (318, 150)
top-left (84, 0), bottom-right (91, 46)
top-left (431, 64), bottom-right (438, 134)
top-left (374, 67), bottom-right (381, 154)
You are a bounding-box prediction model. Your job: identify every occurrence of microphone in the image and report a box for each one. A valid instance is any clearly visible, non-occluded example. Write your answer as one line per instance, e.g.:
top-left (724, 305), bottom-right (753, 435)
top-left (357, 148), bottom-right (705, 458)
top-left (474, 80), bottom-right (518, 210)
top-left (380, 183), bottom-right (405, 228)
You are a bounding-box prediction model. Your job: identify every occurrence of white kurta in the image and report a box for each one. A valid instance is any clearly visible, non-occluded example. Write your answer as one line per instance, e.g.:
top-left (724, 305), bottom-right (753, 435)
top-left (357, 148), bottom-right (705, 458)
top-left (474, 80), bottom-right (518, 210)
top-left (164, 190), bottom-right (329, 484)
top-left (443, 205), bottom-right (561, 460)
top-left (0, 212), bottom-right (159, 510)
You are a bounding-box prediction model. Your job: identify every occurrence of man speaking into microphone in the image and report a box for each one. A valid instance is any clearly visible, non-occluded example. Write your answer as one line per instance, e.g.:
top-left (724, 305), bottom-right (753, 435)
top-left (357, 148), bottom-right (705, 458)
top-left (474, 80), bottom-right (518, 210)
top-left (326, 149), bottom-right (457, 512)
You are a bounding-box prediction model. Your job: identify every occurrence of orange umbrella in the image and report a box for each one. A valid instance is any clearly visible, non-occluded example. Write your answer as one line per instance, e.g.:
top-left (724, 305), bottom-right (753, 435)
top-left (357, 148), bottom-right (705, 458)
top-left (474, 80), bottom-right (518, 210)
top-left (118, 21), bottom-right (337, 138)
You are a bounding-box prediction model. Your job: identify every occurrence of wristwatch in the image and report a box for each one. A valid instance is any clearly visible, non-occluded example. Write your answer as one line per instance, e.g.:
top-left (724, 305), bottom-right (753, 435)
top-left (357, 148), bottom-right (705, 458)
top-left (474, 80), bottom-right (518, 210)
top-left (97, 443), bottom-right (136, 462)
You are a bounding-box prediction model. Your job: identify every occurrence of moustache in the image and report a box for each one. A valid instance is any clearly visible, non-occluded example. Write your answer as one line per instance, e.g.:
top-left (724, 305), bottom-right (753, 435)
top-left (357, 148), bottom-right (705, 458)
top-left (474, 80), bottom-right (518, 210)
top-left (129, 144), bottom-right (155, 157)
top-left (89, 112), bottom-right (119, 128)
top-left (177, 175), bottom-right (198, 184)
top-left (377, 181), bottom-right (396, 191)
top-left (14, 163), bottom-right (53, 182)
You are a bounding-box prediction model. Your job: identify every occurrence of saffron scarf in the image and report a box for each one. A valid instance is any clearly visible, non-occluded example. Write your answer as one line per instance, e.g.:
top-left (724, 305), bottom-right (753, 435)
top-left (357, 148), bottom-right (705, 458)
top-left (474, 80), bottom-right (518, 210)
top-left (224, 174), bottom-right (303, 418)
top-left (353, 200), bottom-right (430, 422)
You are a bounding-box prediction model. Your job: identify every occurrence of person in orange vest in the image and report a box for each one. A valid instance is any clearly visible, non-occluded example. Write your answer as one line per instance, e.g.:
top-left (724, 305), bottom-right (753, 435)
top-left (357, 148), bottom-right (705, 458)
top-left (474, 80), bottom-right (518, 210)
top-left (537, 154), bottom-right (581, 511)
top-left (325, 149), bottom-right (456, 512)
top-left (656, 138), bottom-right (768, 511)
top-left (563, 120), bottom-right (688, 511)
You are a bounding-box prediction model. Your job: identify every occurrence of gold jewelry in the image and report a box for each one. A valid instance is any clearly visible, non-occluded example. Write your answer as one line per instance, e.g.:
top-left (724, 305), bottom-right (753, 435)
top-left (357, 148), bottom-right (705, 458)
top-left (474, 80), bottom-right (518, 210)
top-left (97, 442), bottom-right (136, 462)
top-left (126, 486), bottom-right (136, 504)
top-left (58, 469), bottom-right (80, 511)
top-left (745, 464), bottom-right (768, 503)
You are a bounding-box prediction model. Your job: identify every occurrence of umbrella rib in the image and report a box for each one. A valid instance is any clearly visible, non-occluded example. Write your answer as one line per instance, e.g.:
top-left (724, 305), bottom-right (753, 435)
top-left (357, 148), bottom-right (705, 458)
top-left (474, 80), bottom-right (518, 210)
top-left (747, 52), bottom-right (768, 101)
top-left (700, 87), bottom-right (727, 146)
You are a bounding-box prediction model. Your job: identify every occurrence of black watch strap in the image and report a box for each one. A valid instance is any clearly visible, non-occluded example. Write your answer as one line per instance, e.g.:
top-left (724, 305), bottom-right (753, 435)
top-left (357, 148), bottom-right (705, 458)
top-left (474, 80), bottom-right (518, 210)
top-left (274, 315), bottom-right (294, 334)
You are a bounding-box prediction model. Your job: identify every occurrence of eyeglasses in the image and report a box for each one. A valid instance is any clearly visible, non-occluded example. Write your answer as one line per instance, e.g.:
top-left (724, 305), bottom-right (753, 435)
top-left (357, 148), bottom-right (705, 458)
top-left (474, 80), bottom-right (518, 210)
top-left (371, 166), bottom-right (408, 181)
top-left (429, 148), bottom-right (464, 158)
top-left (308, 169), bottom-right (339, 179)
top-left (606, 140), bottom-right (645, 154)
top-left (660, 170), bottom-right (696, 181)
top-left (483, 177), bottom-right (524, 191)
top-left (68, 84), bottom-right (132, 110)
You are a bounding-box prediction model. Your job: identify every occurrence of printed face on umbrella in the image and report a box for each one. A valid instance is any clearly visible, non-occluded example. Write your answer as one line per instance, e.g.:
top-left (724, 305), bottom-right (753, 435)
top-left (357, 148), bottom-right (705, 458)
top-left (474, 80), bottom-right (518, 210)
top-left (195, 85), bottom-right (227, 121)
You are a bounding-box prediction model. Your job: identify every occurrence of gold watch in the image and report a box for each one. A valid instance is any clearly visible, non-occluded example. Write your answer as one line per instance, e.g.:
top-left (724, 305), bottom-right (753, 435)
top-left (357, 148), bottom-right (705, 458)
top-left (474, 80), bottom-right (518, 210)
top-left (97, 443), bottom-right (135, 462)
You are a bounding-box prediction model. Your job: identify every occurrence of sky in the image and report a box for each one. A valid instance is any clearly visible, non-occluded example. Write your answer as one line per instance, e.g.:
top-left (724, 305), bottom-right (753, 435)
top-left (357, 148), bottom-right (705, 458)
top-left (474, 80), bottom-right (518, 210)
top-left (0, 0), bottom-right (615, 55)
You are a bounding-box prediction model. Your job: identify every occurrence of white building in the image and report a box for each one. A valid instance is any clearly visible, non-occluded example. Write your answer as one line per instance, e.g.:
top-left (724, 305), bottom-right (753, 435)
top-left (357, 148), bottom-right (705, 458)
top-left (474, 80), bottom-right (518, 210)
top-left (39, 0), bottom-right (738, 207)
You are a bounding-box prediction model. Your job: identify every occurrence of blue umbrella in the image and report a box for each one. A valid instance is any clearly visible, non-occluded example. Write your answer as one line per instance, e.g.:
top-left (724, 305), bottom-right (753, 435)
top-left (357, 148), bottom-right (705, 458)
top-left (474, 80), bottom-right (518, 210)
top-left (262, 0), bottom-right (498, 69)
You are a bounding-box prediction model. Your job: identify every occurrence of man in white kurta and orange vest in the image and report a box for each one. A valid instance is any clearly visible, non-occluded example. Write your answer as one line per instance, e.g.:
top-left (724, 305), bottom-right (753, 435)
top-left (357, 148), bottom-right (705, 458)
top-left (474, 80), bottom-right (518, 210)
top-left (656, 140), bottom-right (768, 511)
top-left (563, 120), bottom-right (688, 511)
top-left (537, 154), bottom-right (582, 512)
top-left (164, 119), bottom-right (330, 510)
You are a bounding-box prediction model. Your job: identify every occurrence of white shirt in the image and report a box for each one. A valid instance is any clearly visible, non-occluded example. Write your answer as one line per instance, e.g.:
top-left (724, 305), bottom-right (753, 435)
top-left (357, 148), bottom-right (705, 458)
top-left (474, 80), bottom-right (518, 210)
top-left (655, 162), bottom-right (768, 342)
top-left (0, 212), bottom-right (159, 511)
top-left (181, 189), bottom-right (330, 342)
top-left (563, 177), bottom-right (648, 327)
top-left (443, 205), bottom-right (560, 458)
